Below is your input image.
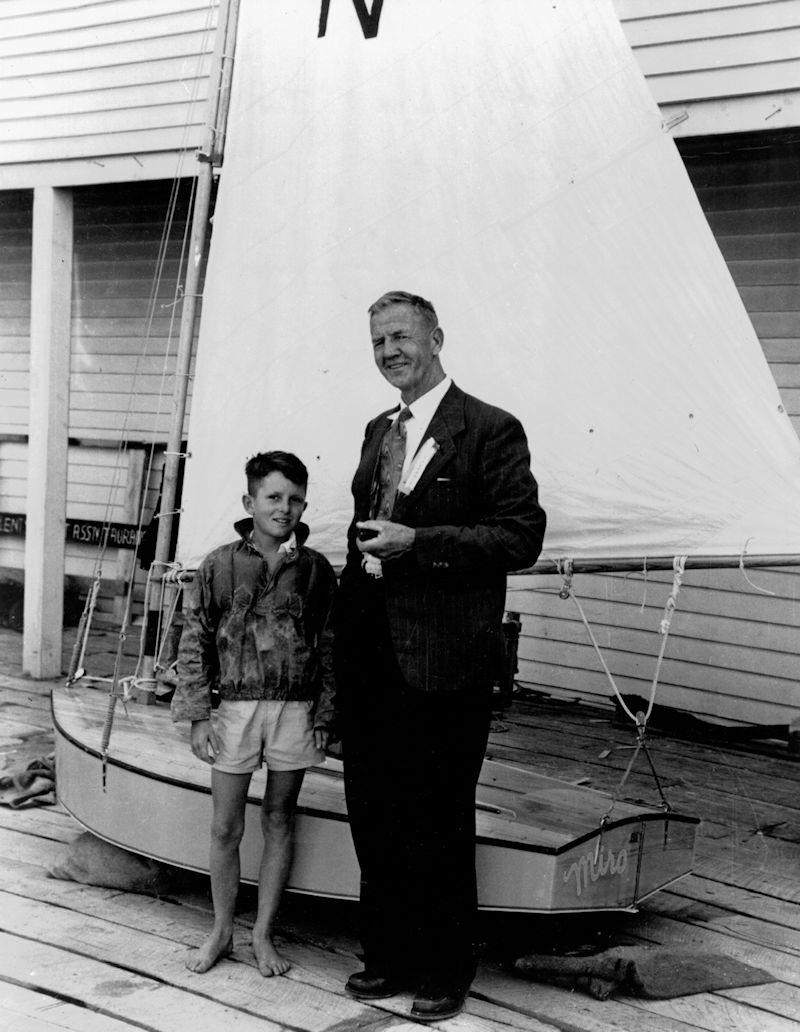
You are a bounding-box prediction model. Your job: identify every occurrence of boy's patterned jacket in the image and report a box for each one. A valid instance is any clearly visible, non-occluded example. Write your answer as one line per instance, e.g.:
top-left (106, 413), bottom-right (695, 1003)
top-left (171, 519), bottom-right (337, 729)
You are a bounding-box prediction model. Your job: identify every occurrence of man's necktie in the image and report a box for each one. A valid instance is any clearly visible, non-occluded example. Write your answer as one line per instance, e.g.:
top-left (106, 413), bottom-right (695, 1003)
top-left (372, 407), bottom-right (412, 520)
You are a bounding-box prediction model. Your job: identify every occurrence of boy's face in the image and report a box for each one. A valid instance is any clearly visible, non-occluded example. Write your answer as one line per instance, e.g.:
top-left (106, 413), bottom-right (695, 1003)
top-left (243, 471), bottom-right (307, 547)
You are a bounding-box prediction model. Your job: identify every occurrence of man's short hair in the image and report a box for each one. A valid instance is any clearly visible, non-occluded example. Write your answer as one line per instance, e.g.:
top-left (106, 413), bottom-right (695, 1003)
top-left (368, 291), bottom-right (438, 332)
top-left (245, 451), bottom-right (308, 494)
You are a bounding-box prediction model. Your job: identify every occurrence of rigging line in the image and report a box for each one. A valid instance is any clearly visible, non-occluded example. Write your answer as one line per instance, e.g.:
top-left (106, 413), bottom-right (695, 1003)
top-left (86, 179), bottom-right (185, 559)
top-left (108, 181), bottom-right (199, 700)
top-left (134, 176), bottom-right (197, 533)
top-left (94, 0), bottom-right (216, 539)
top-left (739, 537), bottom-right (778, 596)
top-left (122, 177), bottom-right (199, 664)
top-left (93, 172), bottom-right (186, 538)
top-left (132, 178), bottom-right (196, 544)
top-left (78, 9), bottom-right (218, 697)
top-left (130, 562), bottom-right (156, 689)
top-left (71, 186), bottom-right (186, 677)
top-left (98, 2), bottom-right (221, 761)
top-left (92, 1), bottom-right (215, 531)
top-left (156, 581), bottom-right (184, 672)
top-left (110, 3), bottom-right (217, 688)
top-left (556, 558), bottom-right (638, 726)
top-left (640, 556), bottom-right (648, 613)
top-left (556, 556), bottom-right (683, 819)
top-left (556, 555), bottom-right (686, 729)
top-left (638, 554), bottom-right (687, 729)
top-left (65, 577), bottom-right (101, 686)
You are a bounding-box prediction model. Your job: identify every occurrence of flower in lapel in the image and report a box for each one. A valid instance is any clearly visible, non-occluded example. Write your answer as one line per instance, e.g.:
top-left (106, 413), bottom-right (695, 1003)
top-left (399, 437), bottom-right (440, 496)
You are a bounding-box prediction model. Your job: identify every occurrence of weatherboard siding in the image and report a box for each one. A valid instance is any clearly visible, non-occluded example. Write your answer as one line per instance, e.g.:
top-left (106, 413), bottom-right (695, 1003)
top-left (70, 179), bottom-right (199, 441)
top-left (0, 440), bottom-right (156, 578)
top-left (0, 190), bottom-right (31, 435)
top-left (0, 179), bottom-right (192, 580)
top-left (613, 0), bottom-right (800, 136)
top-left (0, 0), bottom-right (217, 169)
top-left (0, 0), bottom-right (796, 176)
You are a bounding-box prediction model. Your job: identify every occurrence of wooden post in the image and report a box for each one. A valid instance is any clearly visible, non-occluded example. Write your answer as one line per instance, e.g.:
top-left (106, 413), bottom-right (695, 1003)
top-left (23, 187), bottom-right (73, 678)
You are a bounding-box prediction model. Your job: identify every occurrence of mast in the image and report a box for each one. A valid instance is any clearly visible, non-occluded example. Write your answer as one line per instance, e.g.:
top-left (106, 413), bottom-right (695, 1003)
top-left (141, 0), bottom-right (241, 681)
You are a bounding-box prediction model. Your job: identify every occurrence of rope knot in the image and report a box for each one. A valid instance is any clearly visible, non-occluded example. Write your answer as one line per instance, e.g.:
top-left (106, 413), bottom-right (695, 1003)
top-left (557, 558), bottom-right (574, 600)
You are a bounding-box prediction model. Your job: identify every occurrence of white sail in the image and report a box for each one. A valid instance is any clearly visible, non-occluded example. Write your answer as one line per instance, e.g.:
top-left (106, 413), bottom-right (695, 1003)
top-left (177, 0), bottom-right (800, 570)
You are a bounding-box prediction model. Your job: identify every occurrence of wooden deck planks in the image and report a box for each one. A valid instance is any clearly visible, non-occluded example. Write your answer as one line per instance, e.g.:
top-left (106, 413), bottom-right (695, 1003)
top-left (0, 983), bottom-right (140, 1032)
top-left (0, 931), bottom-right (295, 1032)
top-left (666, 876), bottom-right (800, 932)
top-left (1, 634), bottom-right (800, 1032)
top-left (722, 982), bottom-right (800, 1024)
top-left (0, 827), bottom-right (546, 1032)
top-left (635, 992), bottom-right (800, 1032)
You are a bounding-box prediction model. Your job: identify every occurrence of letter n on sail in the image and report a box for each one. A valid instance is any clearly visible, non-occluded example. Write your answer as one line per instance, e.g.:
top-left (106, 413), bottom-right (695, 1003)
top-left (318, 0), bottom-right (385, 38)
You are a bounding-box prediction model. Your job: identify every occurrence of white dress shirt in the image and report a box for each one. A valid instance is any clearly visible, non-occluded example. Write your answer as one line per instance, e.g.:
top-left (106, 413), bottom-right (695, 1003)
top-left (390, 375), bottom-right (452, 480)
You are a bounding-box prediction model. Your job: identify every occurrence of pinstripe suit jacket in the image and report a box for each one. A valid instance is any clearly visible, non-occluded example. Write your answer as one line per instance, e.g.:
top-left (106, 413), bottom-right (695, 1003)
top-left (337, 382), bottom-right (546, 693)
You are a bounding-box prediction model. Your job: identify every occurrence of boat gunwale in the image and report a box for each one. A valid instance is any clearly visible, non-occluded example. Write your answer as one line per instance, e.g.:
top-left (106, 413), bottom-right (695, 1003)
top-left (52, 691), bottom-right (700, 860)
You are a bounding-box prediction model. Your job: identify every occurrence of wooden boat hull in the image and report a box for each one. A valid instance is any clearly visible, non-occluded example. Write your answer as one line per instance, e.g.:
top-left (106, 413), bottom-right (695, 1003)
top-left (53, 685), bottom-right (698, 913)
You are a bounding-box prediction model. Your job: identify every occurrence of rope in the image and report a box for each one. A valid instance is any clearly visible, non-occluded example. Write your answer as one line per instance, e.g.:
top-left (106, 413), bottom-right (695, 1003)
top-left (647, 555), bottom-right (686, 726)
top-left (640, 556), bottom-right (648, 612)
top-left (739, 537), bottom-right (777, 596)
top-left (556, 556), bottom-right (687, 829)
top-left (593, 713), bottom-right (673, 862)
top-left (65, 576), bottom-right (101, 685)
top-left (100, 693), bottom-right (118, 790)
top-left (556, 558), bottom-right (638, 724)
top-left (155, 577), bottom-right (185, 672)
top-left (130, 564), bottom-right (156, 691)
top-left (556, 555), bottom-right (686, 728)
top-left (89, 0), bottom-right (219, 774)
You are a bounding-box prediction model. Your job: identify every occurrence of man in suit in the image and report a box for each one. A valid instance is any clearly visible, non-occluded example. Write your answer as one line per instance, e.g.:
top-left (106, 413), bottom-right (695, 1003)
top-left (335, 290), bottom-right (546, 1022)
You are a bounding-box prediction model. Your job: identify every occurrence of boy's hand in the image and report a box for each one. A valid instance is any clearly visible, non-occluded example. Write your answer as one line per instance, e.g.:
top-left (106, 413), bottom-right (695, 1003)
top-left (314, 728), bottom-right (329, 752)
top-left (190, 718), bottom-right (219, 764)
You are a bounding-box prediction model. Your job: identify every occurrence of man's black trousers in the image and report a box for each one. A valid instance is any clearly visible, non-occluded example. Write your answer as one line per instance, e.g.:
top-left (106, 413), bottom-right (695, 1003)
top-left (342, 662), bottom-right (492, 989)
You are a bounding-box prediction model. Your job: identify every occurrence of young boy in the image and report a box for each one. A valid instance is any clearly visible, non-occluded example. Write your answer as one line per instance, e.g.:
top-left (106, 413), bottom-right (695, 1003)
top-left (171, 451), bottom-right (337, 977)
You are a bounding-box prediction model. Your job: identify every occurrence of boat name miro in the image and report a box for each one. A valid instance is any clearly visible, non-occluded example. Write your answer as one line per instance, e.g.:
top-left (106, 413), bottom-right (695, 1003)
top-left (563, 843), bottom-right (629, 897)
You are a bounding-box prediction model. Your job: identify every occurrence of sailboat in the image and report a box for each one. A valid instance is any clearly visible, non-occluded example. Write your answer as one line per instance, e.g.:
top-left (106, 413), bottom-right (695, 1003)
top-left (52, 0), bottom-right (800, 913)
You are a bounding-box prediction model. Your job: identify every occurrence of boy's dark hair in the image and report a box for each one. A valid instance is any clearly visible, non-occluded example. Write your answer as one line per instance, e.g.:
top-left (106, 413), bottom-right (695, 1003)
top-left (245, 451), bottom-right (308, 495)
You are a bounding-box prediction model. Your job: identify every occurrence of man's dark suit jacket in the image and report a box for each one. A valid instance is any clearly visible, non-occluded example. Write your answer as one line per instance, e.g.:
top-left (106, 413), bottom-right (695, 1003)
top-left (337, 382), bottom-right (546, 693)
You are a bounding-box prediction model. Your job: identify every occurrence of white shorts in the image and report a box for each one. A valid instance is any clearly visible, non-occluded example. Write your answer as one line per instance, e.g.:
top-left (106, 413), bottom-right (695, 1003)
top-left (212, 699), bottom-right (323, 774)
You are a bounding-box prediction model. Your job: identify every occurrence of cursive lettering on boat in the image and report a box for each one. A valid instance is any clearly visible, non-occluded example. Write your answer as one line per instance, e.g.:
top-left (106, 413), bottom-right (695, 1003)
top-left (563, 844), bottom-right (629, 897)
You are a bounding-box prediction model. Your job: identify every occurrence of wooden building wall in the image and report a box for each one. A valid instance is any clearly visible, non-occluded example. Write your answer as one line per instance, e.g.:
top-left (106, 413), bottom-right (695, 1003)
top-left (613, 0), bottom-right (800, 136)
top-left (0, 190), bottom-right (30, 436)
top-left (70, 180), bottom-right (198, 440)
top-left (515, 131), bottom-right (800, 728)
top-left (0, 0), bottom-right (218, 178)
top-left (0, 180), bottom-right (196, 583)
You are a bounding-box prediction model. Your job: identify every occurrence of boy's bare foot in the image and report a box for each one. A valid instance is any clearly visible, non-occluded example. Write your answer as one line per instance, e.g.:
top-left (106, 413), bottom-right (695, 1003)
top-left (186, 932), bottom-right (233, 973)
top-left (253, 934), bottom-right (291, 977)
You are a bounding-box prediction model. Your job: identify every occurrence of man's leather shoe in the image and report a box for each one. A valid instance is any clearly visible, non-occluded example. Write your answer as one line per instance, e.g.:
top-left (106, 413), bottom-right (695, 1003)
top-left (345, 968), bottom-right (403, 1000)
top-left (410, 980), bottom-right (468, 1022)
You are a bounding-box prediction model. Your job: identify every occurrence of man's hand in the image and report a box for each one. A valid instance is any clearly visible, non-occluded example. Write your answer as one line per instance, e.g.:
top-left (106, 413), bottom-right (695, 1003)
top-left (314, 727), bottom-right (330, 752)
top-left (190, 718), bottom-right (220, 765)
top-left (356, 520), bottom-right (416, 559)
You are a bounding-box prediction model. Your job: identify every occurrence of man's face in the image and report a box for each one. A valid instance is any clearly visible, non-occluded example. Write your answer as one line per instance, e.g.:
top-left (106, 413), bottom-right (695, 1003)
top-left (243, 471), bottom-right (307, 546)
top-left (370, 303), bottom-right (444, 404)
